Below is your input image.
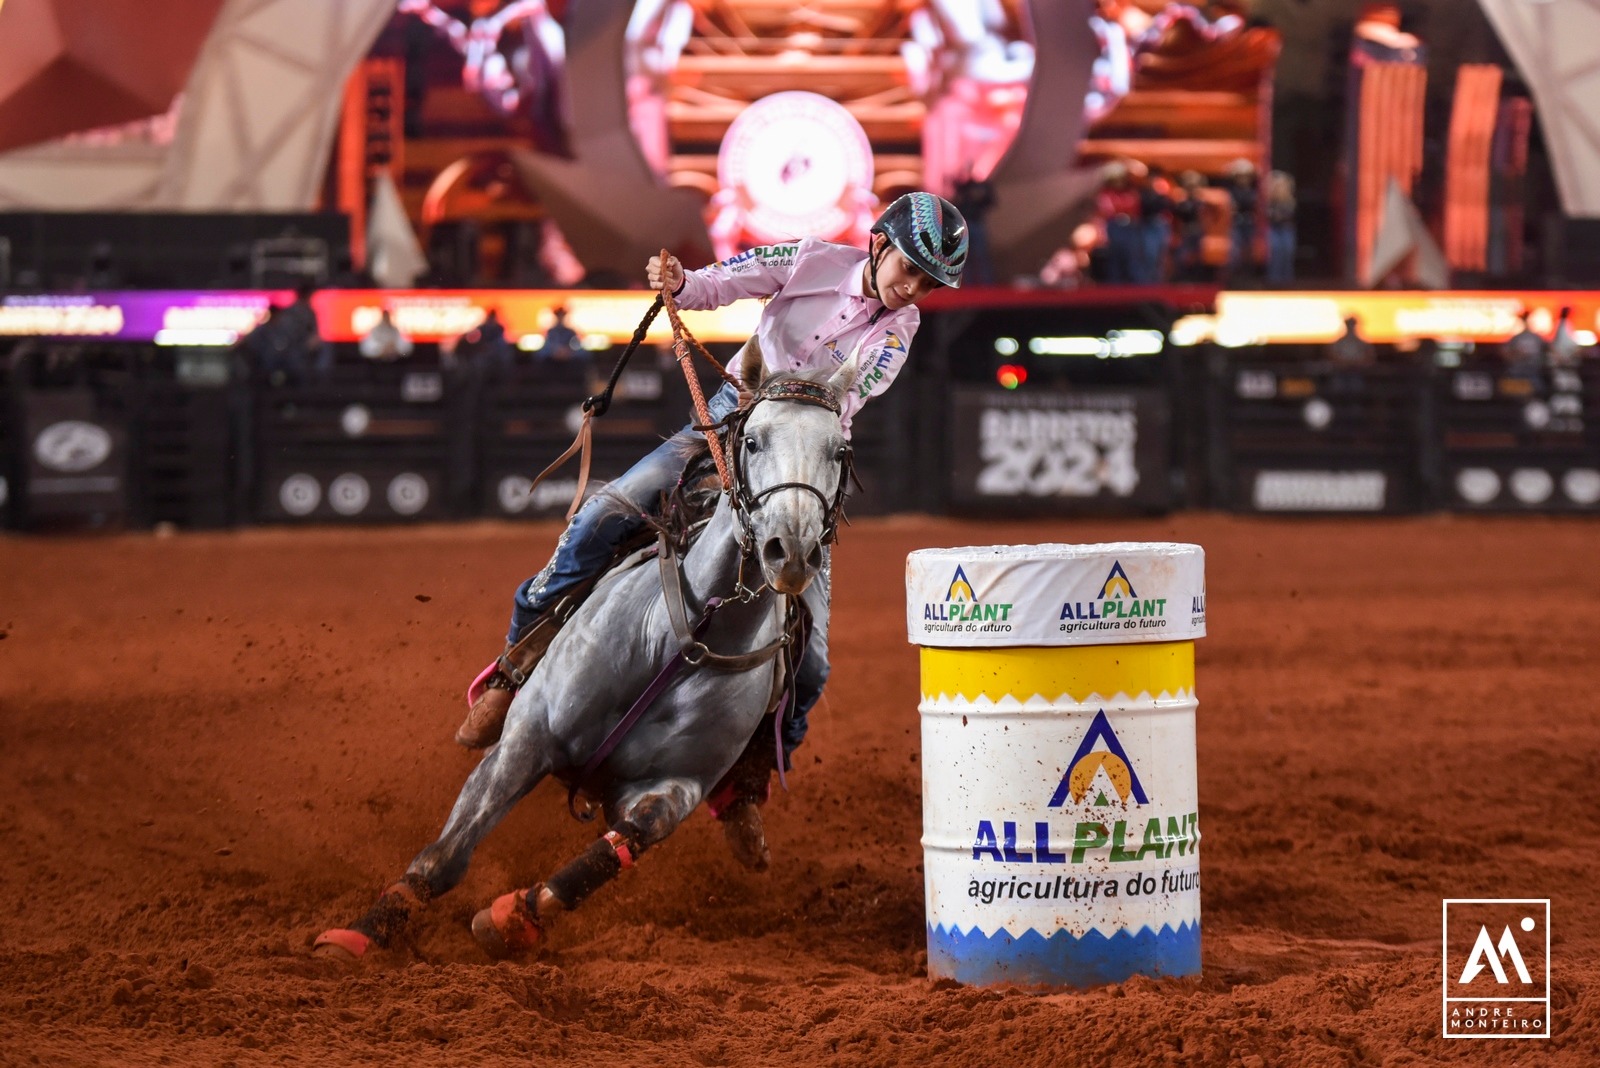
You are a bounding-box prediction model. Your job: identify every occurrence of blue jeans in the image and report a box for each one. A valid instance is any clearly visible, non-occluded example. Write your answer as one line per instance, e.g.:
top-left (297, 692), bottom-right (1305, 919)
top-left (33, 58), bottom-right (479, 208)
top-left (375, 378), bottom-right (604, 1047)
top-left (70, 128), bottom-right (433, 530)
top-left (1267, 223), bottom-right (1295, 283)
top-left (1104, 219), bottom-right (1140, 284)
top-left (1140, 217), bottom-right (1171, 283)
top-left (509, 383), bottom-right (829, 758)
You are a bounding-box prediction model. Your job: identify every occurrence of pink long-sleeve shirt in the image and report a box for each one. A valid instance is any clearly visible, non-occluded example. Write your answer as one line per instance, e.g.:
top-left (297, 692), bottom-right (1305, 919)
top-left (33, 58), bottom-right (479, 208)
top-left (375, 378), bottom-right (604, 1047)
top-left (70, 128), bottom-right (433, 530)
top-left (675, 237), bottom-right (920, 438)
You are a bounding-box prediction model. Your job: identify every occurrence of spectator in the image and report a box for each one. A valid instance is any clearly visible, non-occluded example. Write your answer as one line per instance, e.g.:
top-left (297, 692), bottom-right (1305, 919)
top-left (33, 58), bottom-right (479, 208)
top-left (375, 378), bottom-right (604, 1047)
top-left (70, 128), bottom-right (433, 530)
top-left (1265, 170), bottom-right (1297, 285)
top-left (534, 306), bottom-right (581, 361)
top-left (1548, 306), bottom-right (1583, 368)
top-left (451, 308), bottom-right (514, 373)
top-left (952, 172), bottom-right (998, 285)
top-left (1225, 158), bottom-right (1258, 281)
top-left (1138, 165), bottom-right (1174, 283)
top-left (240, 304), bottom-right (309, 386)
top-left (1096, 160), bottom-right (1142, 284)
top-left (1502, 310), bottom-right (1545, 375)
top-left (359, 309), bottom-right (414, 361)
top-left (282, 281), bottom-right (331, 376)
top-left (1329, 316), bottom-right (1375, 366)
top-left (1172, 170), bottom-right (1208, 282)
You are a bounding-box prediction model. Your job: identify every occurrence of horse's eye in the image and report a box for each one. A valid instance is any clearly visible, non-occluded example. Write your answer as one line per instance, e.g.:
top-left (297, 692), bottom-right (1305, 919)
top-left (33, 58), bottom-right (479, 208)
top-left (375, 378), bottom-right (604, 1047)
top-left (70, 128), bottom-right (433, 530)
top-left (743, 435), bottom-right (759, 453)
top-left (834, 445), bottom-right (849, 462)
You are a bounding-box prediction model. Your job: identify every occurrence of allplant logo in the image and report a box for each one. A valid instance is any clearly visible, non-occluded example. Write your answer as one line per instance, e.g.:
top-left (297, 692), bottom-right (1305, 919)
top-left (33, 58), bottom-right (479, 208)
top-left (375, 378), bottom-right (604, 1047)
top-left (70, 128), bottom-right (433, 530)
top-left (1059, 560), bottom-right (1170, 636)
top-left (920, 565), bottom-right (1014, 635)
top-left (1442, 899), bottom-right (1550, 1039)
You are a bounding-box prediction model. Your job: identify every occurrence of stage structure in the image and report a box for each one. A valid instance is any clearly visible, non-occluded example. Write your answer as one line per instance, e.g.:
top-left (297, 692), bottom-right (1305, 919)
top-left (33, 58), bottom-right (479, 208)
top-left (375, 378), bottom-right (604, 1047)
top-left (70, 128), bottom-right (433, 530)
top-left (388, 0), bottom-right (1279, 283)
top-left (0, 0), bottom-right (395, 212)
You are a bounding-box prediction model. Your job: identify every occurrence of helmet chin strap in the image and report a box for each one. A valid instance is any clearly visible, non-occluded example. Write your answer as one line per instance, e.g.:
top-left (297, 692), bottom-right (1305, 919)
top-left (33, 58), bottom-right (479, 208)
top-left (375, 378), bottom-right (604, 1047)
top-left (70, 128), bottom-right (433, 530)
top-left (865, 236), bottom-right (887, 302)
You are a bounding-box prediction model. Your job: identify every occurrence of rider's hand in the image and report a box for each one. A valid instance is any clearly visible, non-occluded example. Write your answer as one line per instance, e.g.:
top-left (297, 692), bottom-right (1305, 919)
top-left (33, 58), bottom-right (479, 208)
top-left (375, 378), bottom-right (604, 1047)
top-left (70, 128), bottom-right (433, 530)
top-left (647, 254), bottom-right (684, 294)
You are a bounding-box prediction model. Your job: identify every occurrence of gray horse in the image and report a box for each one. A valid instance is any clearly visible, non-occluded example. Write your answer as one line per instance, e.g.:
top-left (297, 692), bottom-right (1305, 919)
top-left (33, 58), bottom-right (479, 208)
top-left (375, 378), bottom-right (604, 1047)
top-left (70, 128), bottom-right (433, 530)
top-left (315, 345), bottom-right (854, 960)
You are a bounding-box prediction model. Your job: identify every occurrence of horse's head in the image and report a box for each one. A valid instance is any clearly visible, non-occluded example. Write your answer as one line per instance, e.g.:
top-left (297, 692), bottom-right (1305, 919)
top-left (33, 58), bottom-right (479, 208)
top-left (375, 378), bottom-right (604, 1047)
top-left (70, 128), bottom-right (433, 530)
top-left (728, 339), bottom-right (855, 597)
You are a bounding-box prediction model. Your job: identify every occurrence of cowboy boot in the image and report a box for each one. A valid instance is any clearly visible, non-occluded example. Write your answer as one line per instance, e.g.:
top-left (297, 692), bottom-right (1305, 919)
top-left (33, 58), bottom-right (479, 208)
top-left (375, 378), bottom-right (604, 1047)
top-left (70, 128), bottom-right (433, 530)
top-left (455, 607), bottom-right (567, 748)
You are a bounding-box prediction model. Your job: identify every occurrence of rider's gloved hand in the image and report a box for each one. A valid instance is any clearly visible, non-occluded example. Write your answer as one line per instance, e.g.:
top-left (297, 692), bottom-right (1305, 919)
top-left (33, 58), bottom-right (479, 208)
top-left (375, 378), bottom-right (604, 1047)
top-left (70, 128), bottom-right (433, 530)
top-left (647, 254), bottom-right (684, 294)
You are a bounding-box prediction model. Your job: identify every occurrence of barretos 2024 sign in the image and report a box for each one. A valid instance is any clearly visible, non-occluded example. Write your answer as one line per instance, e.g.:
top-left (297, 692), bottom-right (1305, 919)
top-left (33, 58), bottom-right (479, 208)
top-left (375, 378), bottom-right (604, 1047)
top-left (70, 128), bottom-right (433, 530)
top-left (906, 543), bottom-right (1206, 648)
top-left (949, 387), bottom-right (1170, 511)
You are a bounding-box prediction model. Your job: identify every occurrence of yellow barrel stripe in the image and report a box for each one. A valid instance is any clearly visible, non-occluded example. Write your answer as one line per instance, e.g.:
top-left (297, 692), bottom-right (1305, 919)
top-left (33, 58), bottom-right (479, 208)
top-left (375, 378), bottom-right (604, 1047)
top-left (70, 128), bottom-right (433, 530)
top-left (921, 642), bottom-right (1195, 703)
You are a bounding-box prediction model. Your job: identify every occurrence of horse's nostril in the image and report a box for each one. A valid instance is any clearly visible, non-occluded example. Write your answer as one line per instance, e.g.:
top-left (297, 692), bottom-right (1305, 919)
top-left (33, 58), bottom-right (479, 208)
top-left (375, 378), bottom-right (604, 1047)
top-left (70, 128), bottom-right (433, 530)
top-left (806, 544), bottom-right (822, 572)
top-left (762, 537), bottom-right (786, 566)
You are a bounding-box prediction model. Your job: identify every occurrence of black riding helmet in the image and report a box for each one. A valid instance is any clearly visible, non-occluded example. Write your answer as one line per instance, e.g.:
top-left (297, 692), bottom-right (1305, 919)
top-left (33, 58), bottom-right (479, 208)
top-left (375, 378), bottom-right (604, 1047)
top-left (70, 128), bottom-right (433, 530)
top-left (869, 192), bottom-right (970, 291)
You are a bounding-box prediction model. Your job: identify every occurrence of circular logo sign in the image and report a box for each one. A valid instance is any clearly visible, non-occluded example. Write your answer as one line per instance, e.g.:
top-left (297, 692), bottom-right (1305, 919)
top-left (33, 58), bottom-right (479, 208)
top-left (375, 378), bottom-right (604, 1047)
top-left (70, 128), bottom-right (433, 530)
top-left (498, 475), bottom-right (533, 514)
top-left (1302, 398), bottom-right (1333, 431)
top-left (1455, 468), bottom-right (1500, 505)
top-left (1523, 400), bottom-right (1551, 430)
top-left (34, 420), bottom-right (112, 473)
top-left (328, 474), bottom-right (371, 516)
top-left (1509, 467), bottom-right (1554, 505)
top-left (341, 404), bottom-right (371, 438)
top-left (717, 91), bottom-right (874, 243)
top-left (279, 474), bottom-right (321, 517)
top-left (387, 473), bottom-right (429, 516)
top-left (1562, 468), bottom-right (1600, 505)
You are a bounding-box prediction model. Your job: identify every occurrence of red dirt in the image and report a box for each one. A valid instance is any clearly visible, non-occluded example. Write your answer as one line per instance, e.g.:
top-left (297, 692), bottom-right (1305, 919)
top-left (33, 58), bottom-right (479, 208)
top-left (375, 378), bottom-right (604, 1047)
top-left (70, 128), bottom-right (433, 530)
top-left (2, 514), bottom-right (1597, 1066)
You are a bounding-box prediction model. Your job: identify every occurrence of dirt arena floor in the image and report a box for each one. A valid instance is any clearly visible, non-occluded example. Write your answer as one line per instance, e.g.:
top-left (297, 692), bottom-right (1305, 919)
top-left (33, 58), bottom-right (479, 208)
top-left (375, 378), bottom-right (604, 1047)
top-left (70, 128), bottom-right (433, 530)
top-left (2, 513), bottom-right (1598, 1066)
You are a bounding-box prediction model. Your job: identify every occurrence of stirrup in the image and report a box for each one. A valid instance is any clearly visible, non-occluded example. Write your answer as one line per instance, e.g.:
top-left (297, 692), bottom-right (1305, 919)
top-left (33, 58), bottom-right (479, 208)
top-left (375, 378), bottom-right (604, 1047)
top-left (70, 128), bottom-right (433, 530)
top-left (466, 661), bottom-right (499, 709)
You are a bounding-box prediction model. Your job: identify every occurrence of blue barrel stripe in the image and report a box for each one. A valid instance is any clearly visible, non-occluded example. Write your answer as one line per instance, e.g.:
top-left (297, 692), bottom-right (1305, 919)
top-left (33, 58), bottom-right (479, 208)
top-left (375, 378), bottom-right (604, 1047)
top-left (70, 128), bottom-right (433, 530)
top-left (927, 921), bottom-right (1201, 988)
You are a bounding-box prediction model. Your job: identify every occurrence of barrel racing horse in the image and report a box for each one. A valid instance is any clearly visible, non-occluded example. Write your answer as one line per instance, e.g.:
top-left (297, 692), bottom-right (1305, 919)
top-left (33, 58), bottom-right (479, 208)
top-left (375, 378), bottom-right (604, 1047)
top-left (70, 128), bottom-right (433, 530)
top-left (315, 344), bottom-right (854, 960)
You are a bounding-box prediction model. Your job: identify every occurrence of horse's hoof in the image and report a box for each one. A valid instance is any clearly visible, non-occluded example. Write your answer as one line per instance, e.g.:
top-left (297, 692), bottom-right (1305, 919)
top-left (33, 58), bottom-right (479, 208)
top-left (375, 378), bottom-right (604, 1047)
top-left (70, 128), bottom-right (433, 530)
top-left (721, 801), bottom-right (771, 873)
top-left (471, 889), bottom-right (542, 960)
top-left (313, 928), bottom-right (370, 961)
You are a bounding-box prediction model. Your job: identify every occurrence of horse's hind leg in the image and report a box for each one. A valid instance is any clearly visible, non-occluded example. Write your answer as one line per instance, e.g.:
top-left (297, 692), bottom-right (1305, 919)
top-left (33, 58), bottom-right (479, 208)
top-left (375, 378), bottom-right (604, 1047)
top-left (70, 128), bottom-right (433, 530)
top-left (315, 721), bottom-right (556, 960)
top-left (471, 779), bottom-right (701, 960)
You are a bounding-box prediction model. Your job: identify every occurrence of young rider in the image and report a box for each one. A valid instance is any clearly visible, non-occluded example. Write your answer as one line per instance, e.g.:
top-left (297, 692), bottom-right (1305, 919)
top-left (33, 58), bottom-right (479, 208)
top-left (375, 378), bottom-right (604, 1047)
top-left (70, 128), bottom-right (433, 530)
top-left (455, 191), bottom-right (969, 856)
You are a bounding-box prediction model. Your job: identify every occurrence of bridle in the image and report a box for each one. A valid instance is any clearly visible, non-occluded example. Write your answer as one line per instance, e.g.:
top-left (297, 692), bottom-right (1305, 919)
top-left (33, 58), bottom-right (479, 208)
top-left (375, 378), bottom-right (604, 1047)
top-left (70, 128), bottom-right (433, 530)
top-left (720, 377), bottom-right (856, 558)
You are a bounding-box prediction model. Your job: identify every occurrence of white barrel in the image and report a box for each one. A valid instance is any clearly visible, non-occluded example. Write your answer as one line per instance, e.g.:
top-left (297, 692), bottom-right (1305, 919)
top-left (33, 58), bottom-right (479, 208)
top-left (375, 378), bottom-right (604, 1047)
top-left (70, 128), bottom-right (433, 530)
top-left (907, 543), bottom-right (1206, 988)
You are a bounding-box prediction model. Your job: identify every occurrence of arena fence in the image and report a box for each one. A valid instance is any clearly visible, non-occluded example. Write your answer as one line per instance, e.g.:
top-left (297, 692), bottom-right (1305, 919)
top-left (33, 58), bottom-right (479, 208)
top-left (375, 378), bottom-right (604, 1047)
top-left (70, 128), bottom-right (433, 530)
top-left (1, 330), bottom-right (1597, 531)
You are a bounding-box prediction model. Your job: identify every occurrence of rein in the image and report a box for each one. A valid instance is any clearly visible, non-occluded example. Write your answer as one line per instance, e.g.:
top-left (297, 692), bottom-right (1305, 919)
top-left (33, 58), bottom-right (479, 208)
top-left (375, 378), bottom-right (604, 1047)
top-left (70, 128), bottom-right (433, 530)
top-left (527, 255), bottom-right (739, 519)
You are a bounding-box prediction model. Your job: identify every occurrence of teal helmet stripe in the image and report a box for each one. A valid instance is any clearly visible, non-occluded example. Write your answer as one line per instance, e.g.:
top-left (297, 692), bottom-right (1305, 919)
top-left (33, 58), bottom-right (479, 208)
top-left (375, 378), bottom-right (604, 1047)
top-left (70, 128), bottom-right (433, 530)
top-left (908, 192), bottom-right (967, 268)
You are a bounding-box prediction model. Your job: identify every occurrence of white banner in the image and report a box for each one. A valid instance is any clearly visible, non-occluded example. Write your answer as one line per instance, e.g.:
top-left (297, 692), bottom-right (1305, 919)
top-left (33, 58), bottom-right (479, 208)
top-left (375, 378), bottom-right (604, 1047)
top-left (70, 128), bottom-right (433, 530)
top-left (906, 543), bottom-right (1206, 648)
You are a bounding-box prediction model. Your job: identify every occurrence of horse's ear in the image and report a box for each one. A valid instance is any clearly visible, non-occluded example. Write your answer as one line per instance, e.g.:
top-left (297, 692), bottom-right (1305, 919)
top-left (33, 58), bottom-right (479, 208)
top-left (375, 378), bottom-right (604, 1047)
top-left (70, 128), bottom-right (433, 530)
top-left (827, 355), bottom-right (859, 401)
top-left (737, 337), bottom-right (766, 392)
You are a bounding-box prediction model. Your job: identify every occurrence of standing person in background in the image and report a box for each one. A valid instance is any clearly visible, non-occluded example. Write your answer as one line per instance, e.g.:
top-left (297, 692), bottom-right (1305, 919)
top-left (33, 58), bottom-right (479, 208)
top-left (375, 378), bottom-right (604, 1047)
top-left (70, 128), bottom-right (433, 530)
top-left (1096, 161), bottom-right (1142, 284)
top-left (1547, 306), bottom-right (1583, 368)
top-left (534, 306), bottom-right (580, 361)
top-left (360, 309), bottom-right (414, 362)
top-left (1329, 316), bottom-right (1375, 367)
top-left (1265, 171), bottom-right (1297, 285)
top-left (951, 172), bottom-right (998, 285)
top-left (1225, 158), bottom-right (1259, 282)
top-left (1138, 165), bottom-right (1174, 283)
top-left (1502, 309), bottom-right (1546, 377)
top-left (1172, 170), bottom-right (1208, 282)
top-left (451, 308), bottom-right (514, 374)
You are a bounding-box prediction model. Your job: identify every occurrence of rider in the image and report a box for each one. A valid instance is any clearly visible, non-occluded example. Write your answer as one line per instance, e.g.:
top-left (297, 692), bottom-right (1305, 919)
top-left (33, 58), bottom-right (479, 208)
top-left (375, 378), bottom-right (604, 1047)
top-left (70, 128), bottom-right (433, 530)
top-left (456, 192), bottom-right (969, 855)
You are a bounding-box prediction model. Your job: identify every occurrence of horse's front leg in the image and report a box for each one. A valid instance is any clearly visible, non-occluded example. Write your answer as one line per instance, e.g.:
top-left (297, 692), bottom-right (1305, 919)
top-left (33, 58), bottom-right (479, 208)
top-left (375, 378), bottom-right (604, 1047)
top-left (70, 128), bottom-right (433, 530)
top-left (470, 778), bottom-right (702, 959)
top-left (314, 714), bottom-right (557, 960)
